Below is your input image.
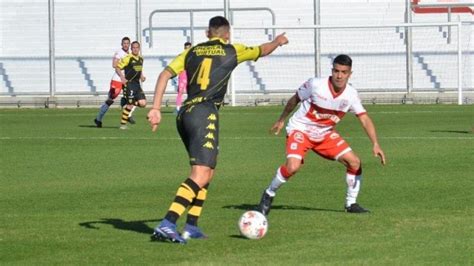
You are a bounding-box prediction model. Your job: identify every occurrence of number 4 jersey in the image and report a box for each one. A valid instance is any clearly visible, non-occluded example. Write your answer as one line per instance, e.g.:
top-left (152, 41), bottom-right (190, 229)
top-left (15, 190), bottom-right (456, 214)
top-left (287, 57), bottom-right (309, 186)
top-left (166, 37), bottom-right (261, 106)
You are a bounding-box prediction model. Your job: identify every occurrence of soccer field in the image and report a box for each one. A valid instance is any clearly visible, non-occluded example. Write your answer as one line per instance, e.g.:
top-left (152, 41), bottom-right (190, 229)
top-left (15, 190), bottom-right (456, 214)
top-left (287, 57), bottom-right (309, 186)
top-left (1, 105), bottom-right (473, 264)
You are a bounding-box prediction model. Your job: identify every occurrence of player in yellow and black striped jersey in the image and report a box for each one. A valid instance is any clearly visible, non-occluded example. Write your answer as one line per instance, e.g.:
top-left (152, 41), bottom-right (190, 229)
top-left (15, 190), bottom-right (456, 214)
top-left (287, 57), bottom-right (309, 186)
top-left (114, 41), bottom-right (146, 129)
top-left (147, 16), bottom-right (288, 244)
top-left (166, 38), bottom-right (262, 108)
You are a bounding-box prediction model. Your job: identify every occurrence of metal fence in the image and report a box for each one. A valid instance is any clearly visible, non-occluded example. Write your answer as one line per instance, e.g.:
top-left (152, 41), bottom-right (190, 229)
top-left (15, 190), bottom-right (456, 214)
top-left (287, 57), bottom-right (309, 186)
top-left (0, 0), bottom-right (472, 107)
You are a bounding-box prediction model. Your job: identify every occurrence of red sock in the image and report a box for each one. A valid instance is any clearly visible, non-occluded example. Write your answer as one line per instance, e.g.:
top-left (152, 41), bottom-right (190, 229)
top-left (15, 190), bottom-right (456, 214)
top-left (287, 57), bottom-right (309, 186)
top-left (279, 165), bottom-right (292, 180)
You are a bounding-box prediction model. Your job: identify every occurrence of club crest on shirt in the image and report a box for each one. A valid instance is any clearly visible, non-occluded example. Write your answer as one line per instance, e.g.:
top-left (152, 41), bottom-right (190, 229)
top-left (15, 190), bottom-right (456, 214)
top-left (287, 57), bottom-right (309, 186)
top-left (339, 100), bottom-right (349, 110)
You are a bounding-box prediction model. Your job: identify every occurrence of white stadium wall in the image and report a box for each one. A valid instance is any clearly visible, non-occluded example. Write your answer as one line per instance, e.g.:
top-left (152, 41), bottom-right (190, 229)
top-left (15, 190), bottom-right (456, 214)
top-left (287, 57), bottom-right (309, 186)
top-left (0, 0), bottom-right (472, 106)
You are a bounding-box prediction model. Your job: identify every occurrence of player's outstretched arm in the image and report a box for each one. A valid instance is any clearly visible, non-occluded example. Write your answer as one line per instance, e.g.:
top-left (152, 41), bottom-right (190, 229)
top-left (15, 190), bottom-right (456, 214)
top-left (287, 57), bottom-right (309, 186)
top-left (358, 114), bottom-right (386, 165)
top-left (148, 69), bottom-right (173, 132)
top-left (260, 32), bottom-right (289, 57)
top-left (270, 93), bottom-right (300, 135)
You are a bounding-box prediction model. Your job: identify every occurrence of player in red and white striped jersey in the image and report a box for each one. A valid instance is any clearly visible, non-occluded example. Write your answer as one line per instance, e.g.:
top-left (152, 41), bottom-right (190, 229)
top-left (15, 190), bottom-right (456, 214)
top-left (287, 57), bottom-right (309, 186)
top-left (258, 54), bottom-right (386, 214)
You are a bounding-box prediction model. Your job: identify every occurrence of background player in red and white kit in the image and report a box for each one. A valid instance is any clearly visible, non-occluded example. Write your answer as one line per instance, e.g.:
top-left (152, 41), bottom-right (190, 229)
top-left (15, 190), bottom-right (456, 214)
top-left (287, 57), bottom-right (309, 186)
top-left (94, 37), bottom-right (136, 127)
top-left (257, 54), bottom-right (386, 215)
top-left (175, 41), bottom-right (192, 113)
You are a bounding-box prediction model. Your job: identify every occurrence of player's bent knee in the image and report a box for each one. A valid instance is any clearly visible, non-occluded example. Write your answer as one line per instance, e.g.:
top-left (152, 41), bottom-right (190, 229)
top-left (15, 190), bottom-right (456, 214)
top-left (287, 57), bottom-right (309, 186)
top-left (190, 165), bottom-right (213, 187)
top-left (285, 162), bottom-right (301, 176)
top-left (339, 152), bottom-right (360, 169)
top-left (351, 157), bottom-right (361, 170)
top-left (346, 158), bottom-right (361, 174)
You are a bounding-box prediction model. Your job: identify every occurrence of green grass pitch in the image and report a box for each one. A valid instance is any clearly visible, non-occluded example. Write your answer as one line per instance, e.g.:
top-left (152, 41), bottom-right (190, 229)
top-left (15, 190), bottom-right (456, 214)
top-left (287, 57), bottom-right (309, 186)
top-left (1, 105), bottom-right (473, 264)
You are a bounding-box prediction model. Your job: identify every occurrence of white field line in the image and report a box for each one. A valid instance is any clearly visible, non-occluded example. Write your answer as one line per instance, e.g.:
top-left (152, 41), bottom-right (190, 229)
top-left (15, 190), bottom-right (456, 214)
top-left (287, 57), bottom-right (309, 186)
top-left (0, 110), bottom-right (470, 117)
top-left (0, 136), bottom-right (473, 141)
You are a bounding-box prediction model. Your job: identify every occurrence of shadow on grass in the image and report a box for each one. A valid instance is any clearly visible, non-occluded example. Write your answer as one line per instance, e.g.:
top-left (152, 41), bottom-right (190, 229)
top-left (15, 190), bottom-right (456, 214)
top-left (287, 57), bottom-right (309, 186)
top-left (229, 234), bottom-right (248, 240)
top-left (161, 110), bottom-right (176, 114)
top-left (78, 125), bottom-right (119, 129)
top-left (79, 218), bottom-right (161, 234)
top-left (430, 130), bottom-right (471, 134)
top-left (222, 203), bottom-right (344, 213)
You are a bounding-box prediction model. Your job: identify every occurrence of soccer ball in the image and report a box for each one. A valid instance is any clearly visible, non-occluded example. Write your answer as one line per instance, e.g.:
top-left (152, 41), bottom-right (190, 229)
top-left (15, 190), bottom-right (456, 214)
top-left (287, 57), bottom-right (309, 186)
top-left (238, 210), bottom-right (268, 240)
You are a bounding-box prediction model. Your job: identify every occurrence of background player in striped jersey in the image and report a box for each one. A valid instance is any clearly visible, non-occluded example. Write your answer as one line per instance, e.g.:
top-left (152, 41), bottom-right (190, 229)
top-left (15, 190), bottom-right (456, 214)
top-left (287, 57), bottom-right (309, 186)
top-left (147, 16), bottom-right (288, 244)
top-left (258, 54), bottom-right (386, 215)
top-left (94, 37), bottom-right (136, 127)
top-left (114, 41), bottom-right (146, 129)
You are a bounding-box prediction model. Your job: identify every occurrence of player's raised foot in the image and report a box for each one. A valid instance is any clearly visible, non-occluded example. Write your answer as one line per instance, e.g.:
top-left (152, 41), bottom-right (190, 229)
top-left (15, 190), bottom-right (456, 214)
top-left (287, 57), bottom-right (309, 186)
top-left (128, 116), bottom-right (136, 124)
top-left (150, 219), bottom-right (187, 244)
top-left (345, 203), bottom-right (370, 213)
top-left (257, 190), bottom-right (274, 216)
top-left (119, 124), bottom-right (128, 130)
top-left (94, 119), bottom-right (102, 128)
top-left (182, 224), bottom-right (208, 240)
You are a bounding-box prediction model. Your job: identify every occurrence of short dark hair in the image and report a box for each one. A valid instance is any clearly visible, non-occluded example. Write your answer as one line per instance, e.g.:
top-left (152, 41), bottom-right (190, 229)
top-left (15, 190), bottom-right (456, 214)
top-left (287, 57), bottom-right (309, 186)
top-left (209, 16), bottom-right (230, 30)
top-left (121, 37), bottom-right (130, 43)
top-left (131, 41), bottom-right (140, 47)
top-left (184, 42), bottom-right (192, 47)
top-left (333, 54), bottom-right (352, 67)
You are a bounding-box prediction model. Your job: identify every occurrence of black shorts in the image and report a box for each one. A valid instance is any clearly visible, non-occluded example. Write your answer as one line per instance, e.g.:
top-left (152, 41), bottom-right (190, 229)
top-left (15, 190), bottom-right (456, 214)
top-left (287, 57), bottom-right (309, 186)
top-left (176, 102), bottom-right (219, 169)
top-left (123, 82), bottom-right (146, 104)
